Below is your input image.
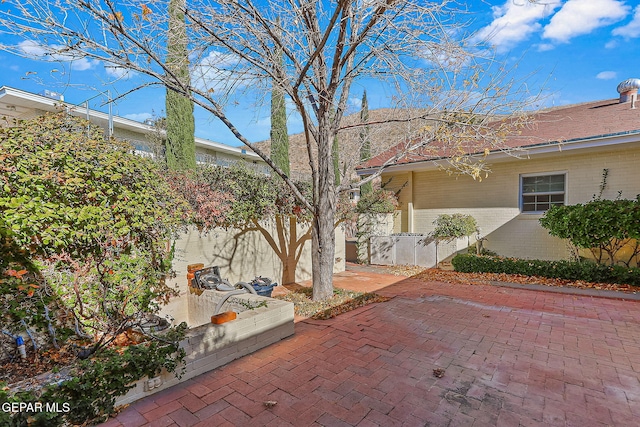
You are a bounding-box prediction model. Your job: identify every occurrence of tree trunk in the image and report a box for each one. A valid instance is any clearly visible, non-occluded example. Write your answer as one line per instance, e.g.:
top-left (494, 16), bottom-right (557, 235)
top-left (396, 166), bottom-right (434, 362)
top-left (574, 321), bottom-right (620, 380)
top-left (311, 212), bottom-right (336, 300)
top-left (279, 216), bottom-right (297, 285)
top-left (312, 121), bottom-right (337, 301)
top-left (282, 254), bottom-right (297, 285)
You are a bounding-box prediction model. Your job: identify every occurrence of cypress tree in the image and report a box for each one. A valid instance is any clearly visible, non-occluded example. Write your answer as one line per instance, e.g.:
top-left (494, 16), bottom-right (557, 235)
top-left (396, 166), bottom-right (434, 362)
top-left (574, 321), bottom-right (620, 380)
top-left (332, 134), bottom-right (340, 185)
top-left (270, 33), bottom-right (290, 176)
top-left (359, 90), bottom-right (372, 195)
top-left (165, 0), bottom-right (196, 171)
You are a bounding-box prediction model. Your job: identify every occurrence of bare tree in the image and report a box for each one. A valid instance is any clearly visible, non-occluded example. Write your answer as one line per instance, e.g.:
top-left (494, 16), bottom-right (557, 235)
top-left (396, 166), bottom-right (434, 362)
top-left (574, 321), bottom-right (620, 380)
top-left (0, 0), bottom-right (539, 300)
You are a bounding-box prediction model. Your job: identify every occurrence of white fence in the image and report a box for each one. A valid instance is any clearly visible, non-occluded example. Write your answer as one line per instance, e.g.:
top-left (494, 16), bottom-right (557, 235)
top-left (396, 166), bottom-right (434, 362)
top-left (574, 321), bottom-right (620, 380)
top-left (369, 235), bottom-right (457, 267)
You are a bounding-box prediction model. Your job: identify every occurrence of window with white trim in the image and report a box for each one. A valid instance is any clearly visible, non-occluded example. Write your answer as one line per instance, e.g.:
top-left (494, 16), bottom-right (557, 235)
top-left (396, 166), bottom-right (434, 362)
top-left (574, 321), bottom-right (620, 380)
top-left (520, 173), bottom-right (566, 213)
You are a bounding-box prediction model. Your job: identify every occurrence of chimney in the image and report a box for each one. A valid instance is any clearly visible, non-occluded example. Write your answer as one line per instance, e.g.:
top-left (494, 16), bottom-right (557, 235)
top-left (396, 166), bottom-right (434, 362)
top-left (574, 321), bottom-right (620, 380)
top-left (616, 78), bottom-right (640, 103)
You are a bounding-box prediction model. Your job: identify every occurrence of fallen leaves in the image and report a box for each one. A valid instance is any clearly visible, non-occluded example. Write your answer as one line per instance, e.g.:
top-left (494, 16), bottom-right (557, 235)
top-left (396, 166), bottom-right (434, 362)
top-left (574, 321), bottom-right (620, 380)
top-left (433, 368), bottom-right (445, 378)
top-left (1, 348), bottom-right (75, 386)
top-left (383, 264), bottom-right (426, 277)
top-left (6, 269), bottom-right (28, 278)
top-left (276, 287), bottom-right (391, 320)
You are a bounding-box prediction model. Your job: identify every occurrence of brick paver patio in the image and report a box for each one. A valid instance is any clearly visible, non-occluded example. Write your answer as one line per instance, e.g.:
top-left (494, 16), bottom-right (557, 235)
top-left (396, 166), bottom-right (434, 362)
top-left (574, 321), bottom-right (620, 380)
top-left (102, 267), bottom-right (640, 426)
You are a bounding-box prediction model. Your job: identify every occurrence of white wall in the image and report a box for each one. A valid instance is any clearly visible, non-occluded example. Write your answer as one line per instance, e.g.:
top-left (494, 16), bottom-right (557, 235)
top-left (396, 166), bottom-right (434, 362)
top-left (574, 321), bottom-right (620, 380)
top-left (160, 223), bottom-right (345, 324)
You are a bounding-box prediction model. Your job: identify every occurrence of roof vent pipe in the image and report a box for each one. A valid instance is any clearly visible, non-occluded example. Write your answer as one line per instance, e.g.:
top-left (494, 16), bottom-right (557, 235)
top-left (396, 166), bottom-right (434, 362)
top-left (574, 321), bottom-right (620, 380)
top-left (616, 78), bottom-right (640, 103)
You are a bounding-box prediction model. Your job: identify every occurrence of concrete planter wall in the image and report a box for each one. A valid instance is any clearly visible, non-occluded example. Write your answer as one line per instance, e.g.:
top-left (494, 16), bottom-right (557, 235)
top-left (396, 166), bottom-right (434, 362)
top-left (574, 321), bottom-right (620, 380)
top-left (161, 225), bottom-right (345, 325)
top-left (9, 291), bottom-right (294, 409)
top-left (370, 235), bottom-right (458, 267)
top-left (115, 291), bottom-right (294, 406)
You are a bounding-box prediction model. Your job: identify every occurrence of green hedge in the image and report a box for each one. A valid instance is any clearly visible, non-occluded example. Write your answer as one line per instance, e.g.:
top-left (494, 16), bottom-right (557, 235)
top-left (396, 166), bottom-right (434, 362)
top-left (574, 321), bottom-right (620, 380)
top-left (451, 254), bottom-right (640, 287)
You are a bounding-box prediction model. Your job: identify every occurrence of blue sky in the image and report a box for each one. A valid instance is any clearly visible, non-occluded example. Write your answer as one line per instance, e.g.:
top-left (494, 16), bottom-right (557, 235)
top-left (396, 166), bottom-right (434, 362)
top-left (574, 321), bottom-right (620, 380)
top-left (1, 0), bottom-right (640, 147)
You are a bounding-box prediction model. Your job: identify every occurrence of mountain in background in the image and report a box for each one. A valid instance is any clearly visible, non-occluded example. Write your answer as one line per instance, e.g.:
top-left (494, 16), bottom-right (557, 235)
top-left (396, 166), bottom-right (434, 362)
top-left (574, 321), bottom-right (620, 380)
top-left (254, 108), bottom-right (431, 182)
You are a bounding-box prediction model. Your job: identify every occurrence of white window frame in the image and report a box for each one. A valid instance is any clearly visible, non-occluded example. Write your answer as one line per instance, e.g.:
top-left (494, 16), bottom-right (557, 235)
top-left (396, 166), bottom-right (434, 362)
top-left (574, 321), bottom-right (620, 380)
top-left (519, 172), bottom-right (567, 214)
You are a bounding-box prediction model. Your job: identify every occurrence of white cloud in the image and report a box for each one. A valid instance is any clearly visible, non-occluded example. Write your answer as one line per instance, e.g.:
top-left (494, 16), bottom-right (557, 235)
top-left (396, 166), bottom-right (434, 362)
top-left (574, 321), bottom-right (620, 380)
top-left (125, 112), bottom-right (153, 122)
top-left (596, 71), bottom-right (617, 80)
top-left (191, 50), bottom-right (253, 94)
top-left (349, 97), bottom-right (362, 109)
top-left (475, 1), bottom-right (559, 52)
top-left (69, 58), bottom-right (96, 71)
top-left (605, 39), bottom-right (618, 48)
top-left (422, 41), bottom-right (473, 72)
top-left (536, 43), bottom-right (555, 52)
top-left (612, 5), bottom-right (640, 38)
top-left (104, 63), bottom-right (135, 80)
top-left (18, 40), bottom-right (97, 71)
top-left (543, 0), bottom-right (629, 43)
top-left (18, 40), bottom-right (48, 56)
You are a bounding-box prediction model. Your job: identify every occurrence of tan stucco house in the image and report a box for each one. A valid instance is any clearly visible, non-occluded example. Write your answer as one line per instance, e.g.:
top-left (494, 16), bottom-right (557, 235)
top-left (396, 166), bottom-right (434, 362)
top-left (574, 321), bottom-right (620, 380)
top-left (357, 80), bottom-right (640, 261)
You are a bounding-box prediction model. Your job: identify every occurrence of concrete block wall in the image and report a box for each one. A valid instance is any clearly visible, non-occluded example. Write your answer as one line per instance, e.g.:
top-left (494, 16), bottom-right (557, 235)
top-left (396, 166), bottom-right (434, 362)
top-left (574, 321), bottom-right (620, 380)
top-left (159, 224), bottom-right (345, 325)
top-left (171, 224), bottom-right (346, 286)
top-left (115, 291), bottom-right (294, 406)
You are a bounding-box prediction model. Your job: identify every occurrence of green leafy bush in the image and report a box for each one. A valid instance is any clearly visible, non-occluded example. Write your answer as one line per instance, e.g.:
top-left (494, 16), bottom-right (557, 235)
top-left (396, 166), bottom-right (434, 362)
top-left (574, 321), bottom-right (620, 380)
top-left (432, 214), bottom-right (477, 242)
top-left (170, 163), bottom-right (314, 229)
top-left (451, 254), bottom-right (640, 286)
top-left (0, 224), bottom-right (61, 341)
top-left (0, 112), bottom-right (189, 349)
top-left (355, 188), bottom-right (398, 215)
top-left (1, 323), bottom-right (186, 426)
top-left (539, 197), bottom-right (640, 266)
top-left (0, 112), bottom-right (193, 426)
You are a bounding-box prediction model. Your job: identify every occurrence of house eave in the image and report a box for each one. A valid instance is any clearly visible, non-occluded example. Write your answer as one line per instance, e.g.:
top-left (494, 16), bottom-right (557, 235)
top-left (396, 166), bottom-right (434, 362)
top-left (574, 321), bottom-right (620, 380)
top-left (194, 137), bottom-right (261, 160)
top-left (356, 130), bottom-right (640, 176)
top-left (0, 85), bottom-right (261, 161)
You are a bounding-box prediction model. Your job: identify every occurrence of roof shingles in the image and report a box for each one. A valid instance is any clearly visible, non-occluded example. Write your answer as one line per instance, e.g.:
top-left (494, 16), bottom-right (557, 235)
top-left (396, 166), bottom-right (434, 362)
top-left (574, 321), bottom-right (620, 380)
top-left (358, 99), bottom-right (640, 170)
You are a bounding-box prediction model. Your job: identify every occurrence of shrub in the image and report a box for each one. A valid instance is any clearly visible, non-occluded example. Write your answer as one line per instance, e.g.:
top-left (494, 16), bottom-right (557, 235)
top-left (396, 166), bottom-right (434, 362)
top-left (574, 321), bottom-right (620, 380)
top-left (165, 168), bottom-right (235, 231)
top-left (355, 188), bottom-right (398, 215)
top-left (0, 112), bottom-right (192, 425)
top-left (451, 254), bottom-right (640, 286)
top-left (432, 214), bottom-right (477, 242)
top-left (0, 112), bottom-right (189, 349)
top-left (351, 188), bottom-right (398, 264)
top-left (539, 197), bottom-right (640, 267)
top-left (1, 323), bottom-right (186, 426)
top-left (172, 163), bottom-right (314, 229)
top-left (0, 224), bottom-right (57, 337)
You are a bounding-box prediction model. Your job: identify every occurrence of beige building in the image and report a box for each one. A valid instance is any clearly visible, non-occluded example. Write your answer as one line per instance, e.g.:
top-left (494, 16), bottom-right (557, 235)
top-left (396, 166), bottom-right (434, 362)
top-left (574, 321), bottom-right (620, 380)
top-left (0, 85), bottom-right (265, 169)
top-left (358, 80), bottom-right (640, 261)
